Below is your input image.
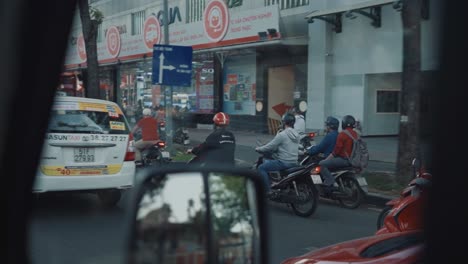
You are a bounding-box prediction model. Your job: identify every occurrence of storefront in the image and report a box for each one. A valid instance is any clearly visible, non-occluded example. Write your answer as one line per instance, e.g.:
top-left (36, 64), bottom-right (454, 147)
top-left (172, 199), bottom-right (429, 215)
top-left (63, 0), bottom-right (309, 132)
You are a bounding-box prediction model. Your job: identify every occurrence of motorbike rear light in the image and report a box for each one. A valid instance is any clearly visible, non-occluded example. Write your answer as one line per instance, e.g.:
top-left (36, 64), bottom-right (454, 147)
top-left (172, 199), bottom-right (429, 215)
top-left (160, 122), bottom-right (165, 127)
top-left (157, 141), bottom-right (166, 148)
top-left (311, 166), bottom-right (321, 174)
top-left (125, 133), bottom-right (135, 161)
top-left (308, 132), bottom-right (316, 138)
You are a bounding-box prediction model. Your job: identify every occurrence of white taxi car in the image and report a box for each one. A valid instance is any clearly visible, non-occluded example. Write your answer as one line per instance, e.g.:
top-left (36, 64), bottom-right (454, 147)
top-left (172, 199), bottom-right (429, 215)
top-left (33, 96), bottom-right (136, 207)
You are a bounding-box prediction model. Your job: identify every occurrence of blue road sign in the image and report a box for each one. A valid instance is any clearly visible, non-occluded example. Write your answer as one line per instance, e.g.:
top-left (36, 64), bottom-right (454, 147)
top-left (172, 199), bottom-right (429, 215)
top-left (152, 44), bottom-right (193, 86)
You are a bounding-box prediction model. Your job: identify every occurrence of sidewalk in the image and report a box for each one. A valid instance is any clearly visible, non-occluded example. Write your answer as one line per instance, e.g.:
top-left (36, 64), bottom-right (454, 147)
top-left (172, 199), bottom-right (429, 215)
top-left (187, 128), bottom-right (398, 163)
top-left (186, 127), bottom-right (399, 206)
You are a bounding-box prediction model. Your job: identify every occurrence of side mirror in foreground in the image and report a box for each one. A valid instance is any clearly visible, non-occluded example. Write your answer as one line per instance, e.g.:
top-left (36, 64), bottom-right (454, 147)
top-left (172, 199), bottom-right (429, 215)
top-left (126, 165), bottom-right (268, 264)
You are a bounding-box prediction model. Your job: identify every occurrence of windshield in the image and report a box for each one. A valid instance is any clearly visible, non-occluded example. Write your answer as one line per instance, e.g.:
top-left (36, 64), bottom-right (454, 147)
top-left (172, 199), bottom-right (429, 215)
top-left (48, 110), bottom-right (130, 134)
top-left (25, 0), bottom-right (441, 264)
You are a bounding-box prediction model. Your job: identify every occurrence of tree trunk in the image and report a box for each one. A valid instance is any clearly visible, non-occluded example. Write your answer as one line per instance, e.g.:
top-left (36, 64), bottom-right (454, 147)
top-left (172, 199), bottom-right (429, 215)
top-left (77, 0), bottom-right (100, 99)
top-left (396, 0), bottom-right (422, 185)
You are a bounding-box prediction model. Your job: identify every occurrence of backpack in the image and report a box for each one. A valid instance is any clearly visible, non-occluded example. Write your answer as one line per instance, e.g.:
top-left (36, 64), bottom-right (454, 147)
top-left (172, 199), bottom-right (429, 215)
top-left (343, 130), bottom-right (369, 169)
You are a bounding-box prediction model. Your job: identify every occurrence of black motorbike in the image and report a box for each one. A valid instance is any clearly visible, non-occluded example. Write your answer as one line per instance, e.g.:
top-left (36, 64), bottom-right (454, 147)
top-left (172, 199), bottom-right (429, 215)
top-left (158, 121), bottom-right (190, 145)
top-left (133, 131), bottom-right (171, 168)
top-left (300, 154), bottom-right (368, 209)
top-left (254, 144), bottom-right (319, 217)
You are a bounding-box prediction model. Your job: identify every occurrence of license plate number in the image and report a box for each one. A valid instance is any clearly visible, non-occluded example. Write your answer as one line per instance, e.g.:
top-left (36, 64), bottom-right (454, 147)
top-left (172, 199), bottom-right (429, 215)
top-left (161, 151), bottom-right (170, 158)
top-left (357, 177), bottom-right (368, 186)
top-left (74, 148), bottom-right (95, 162)
top-left (311, 174), bottom-right (323, 184)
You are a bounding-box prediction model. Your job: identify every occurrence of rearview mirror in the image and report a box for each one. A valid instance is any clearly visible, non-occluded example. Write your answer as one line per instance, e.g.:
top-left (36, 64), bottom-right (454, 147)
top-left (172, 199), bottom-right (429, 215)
top-left (126, 165), bottom-right (268, 264)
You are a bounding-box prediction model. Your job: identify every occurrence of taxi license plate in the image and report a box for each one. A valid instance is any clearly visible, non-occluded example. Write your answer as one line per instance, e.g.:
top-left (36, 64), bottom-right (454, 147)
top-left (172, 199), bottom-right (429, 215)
top-left (311, 174), bottom-right (323, 184)
top-left (356, 177), bottom-right (368, 186)
top-left (74, 148), bottom-right (95, 162)
top-left (161, 151), bottom-right (170, 158)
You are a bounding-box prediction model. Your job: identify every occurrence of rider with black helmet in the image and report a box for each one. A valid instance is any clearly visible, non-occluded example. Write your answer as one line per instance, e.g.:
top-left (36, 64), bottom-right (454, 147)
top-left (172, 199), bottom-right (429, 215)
top-left (318, 114), bottom-right (359, 195)
top-left (255, 113), bottom-right (300, 190)
top-left (306, 116), bottom-right (339, 158)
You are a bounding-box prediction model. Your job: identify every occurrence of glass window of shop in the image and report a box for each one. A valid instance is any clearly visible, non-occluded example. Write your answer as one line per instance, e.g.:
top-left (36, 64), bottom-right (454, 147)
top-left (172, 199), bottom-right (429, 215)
top-left (116, 54), bottom-right (216, 120)
top-left (98, 67), bottom-right (116, 102)
top-left (223, 54), bottom-right (256, 116)
top-left (185, 52), bottom-right (215, 114)
top-left (119, 62), bottom-right (152, 119)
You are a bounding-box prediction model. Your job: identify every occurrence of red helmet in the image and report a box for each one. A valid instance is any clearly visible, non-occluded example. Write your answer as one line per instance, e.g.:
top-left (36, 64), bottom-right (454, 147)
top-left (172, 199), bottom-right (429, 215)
top-left (213, 112), bottom-right (230, 126)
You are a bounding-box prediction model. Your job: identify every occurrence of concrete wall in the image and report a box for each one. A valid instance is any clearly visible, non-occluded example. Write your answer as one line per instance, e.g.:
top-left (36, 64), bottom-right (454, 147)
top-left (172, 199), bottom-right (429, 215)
top-left (306, 0), bottom-right (441, 135)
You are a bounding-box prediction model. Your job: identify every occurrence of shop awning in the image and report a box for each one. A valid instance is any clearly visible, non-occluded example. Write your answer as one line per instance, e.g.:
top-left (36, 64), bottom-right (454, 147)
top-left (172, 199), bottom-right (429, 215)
top-left (193, 36), bottom-right (308, 55)
top-left (304, 0), bottom-right (397, 32)
top-left (305, 0), bottom-right (395, 20)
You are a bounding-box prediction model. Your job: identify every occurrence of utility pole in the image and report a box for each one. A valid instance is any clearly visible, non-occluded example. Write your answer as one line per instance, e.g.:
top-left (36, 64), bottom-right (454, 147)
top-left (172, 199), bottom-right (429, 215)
top-left (396, 0), bottom-right (422, 185)
top-left (162, 0), bottom-right (174, 153)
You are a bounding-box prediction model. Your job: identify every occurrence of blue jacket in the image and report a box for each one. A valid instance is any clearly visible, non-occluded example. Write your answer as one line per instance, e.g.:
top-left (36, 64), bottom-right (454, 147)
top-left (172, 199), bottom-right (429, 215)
top-left (307, 130), bottom-right (338, 157)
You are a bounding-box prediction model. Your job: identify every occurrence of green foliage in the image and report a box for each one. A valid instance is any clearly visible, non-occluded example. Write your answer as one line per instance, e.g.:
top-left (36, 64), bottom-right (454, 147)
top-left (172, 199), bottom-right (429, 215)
top-left (90, 7), bottom-right (104, 24)
top-left (209, 175), bottom-right (250, 236)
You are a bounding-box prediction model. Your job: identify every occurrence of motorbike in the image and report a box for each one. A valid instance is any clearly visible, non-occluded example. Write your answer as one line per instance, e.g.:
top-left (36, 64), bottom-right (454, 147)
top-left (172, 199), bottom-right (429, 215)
top-left (158, 121), bottom-right (190, 145)
top-left (133, 131), bottom-right (171, 168)
top-left (173, 127), bottom-right (190, 145)
top-left (376, 158), bottom-right (432, 234)
top-left (298, 131), bottom-right (317, 161)
top-left (300, 153), bottom-right (369, 209)
top-left (254, 142), bottom-right (319, 217)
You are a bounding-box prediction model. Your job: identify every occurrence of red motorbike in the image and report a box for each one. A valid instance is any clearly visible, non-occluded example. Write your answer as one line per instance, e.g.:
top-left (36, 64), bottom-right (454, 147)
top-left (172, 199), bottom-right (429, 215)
top-left (376, 158), bottom-right (432, 235)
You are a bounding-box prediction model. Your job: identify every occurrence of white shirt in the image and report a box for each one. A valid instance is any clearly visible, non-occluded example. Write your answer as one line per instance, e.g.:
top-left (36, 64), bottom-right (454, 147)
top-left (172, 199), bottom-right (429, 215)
top-left (294, 115), bottom-right (306, 134)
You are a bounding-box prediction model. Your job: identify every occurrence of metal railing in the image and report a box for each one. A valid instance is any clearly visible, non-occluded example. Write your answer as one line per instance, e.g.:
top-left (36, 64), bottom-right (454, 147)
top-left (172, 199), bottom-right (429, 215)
top-left (264, 0), bottom-right (309, 10)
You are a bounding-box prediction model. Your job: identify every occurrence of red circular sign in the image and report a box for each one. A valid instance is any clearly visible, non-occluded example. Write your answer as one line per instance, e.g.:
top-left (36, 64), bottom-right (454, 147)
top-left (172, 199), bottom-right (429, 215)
top-left (203, 0), bottom-right (229, 43)
top-left (106, 26), bottom-right (121, 58)
top-left (77, 34), bottom-right (87, 62)
top-left (143, 16), bottom-right (162, 51)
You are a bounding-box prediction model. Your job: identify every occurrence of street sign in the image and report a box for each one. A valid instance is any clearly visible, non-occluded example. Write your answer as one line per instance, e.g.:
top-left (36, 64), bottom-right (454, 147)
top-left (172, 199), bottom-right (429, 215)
top-left (152, 44), bottom-right (193, 86)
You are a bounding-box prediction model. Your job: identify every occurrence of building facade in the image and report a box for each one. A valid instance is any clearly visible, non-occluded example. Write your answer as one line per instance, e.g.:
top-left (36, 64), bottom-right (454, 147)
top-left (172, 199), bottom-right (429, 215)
top-left (64, 0), bottom-right (312, 133)
top-left (63, 0), bottom-right (441, 135)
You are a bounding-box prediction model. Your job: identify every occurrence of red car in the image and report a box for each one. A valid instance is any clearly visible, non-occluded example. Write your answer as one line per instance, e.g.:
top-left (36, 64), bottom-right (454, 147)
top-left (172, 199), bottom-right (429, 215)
top-left (281, 231), bottom-right (424, 264)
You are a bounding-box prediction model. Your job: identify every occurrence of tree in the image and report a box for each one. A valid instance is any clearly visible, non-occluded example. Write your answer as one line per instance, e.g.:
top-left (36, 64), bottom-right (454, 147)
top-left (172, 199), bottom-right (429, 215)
top-left (396, 0), bottom-right (422, 185)
top-left (77, 0), bottom-right (103, 99)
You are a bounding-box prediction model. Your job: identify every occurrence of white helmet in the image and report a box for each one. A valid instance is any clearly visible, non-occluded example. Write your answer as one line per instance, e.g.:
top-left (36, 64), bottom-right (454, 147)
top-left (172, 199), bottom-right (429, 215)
top-left (142, 108), bottom-right (152, 116)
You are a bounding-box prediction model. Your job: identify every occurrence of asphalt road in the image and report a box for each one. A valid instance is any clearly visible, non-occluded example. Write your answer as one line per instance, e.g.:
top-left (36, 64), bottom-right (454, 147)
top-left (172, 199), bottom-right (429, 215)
top-left (28, 171), bottom-right (382, 264)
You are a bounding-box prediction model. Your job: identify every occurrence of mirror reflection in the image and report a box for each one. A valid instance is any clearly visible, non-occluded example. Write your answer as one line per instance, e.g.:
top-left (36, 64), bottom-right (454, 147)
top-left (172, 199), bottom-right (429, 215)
top-left (134, 173), bottom-right (206, 264)
top-left (208, 173), bottom-right (257, 264)
top-left (131, 172), bottom-right (259, 264)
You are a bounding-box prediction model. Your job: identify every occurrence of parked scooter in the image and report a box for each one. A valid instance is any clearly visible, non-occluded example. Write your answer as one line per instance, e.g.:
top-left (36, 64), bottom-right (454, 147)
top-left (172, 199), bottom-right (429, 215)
top-left (254, 141), bottom-right (319, 217)
top-left (301, 154), bottom-right (369, 209)
top-left (376, 158), bottom-right (432, 234)
top-left (157, 121), bottom-right (190, 145)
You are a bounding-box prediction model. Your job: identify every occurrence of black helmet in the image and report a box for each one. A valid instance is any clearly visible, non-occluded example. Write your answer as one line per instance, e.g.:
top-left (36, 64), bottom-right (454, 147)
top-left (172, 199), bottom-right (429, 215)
top-left (342, 115), bottom-right (356, 130)
top-left (325, 116), bottom-right (339, 130)
top-left (281, 113), bottom-right (296, 127)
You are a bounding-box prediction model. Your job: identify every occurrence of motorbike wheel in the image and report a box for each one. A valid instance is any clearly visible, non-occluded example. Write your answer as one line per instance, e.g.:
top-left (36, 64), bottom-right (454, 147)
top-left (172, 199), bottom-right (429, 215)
top-left (290, 182), bottom-right (319, 217)
top-left (377, 206), bottom-right (392, 229)
top-left (337, 176), bottom-right (364, 209)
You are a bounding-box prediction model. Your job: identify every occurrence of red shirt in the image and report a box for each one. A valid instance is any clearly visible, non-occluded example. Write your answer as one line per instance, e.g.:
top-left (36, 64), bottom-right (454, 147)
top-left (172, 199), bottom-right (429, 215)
top-left (332, 128), bottom-right (358, 158)
top-left (136, 117), bottom-right (159, 141)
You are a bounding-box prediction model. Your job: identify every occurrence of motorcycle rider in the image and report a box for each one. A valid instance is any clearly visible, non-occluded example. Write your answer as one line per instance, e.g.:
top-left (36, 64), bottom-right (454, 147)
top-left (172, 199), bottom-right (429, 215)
top-left (291, 107), bottom-right (306, 134)
top-left (131, 108), bottom-right (160, 166)
top-left (255, 113), bottom-right (300, 190)
top-left (187, 112), bottom-right (236, 166)
top-left (319, 115), bottom-right (358, 195)
top-left (306, 116), bottom-right (339, 159)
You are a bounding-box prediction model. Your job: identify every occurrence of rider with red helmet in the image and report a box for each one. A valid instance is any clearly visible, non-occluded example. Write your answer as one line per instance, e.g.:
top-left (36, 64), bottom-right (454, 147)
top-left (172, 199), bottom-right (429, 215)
top-left (187, 112), bottom-right (236, 165)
